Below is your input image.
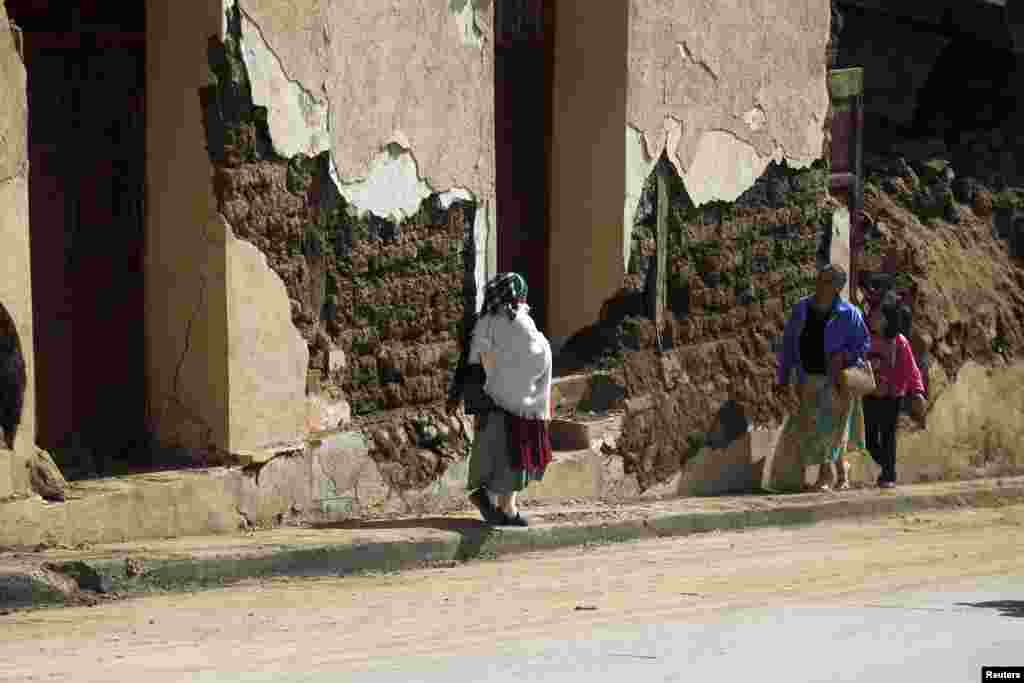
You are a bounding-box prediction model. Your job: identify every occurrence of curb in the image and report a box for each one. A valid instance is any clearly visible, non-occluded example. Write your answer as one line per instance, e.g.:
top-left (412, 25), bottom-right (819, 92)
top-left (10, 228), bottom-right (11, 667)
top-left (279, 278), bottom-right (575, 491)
top-left (3, 478), bottom-right (1024, 610)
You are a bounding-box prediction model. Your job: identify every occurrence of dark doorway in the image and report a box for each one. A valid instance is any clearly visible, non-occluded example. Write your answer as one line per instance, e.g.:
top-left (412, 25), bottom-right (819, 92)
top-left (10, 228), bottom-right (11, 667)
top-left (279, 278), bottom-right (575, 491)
top-left (6, 0), bottom-right (146, 478)
top-left (494, 0), bottom-right (554, 331)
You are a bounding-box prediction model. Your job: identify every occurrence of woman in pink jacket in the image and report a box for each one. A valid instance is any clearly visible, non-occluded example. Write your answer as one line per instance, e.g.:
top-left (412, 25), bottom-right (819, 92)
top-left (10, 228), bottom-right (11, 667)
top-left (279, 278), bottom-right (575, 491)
top-left (864, 299), bottom-right (927, 489)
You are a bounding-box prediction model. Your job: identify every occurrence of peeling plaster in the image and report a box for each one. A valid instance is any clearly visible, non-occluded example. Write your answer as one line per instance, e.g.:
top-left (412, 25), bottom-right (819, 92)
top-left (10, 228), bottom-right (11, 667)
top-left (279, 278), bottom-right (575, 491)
top-left (624, 121), bottom-right (817, 267)
top-left (438, 187), bottom-right (474, 209)
top-left (743, 106), bottom-right (768, 132)
top-left (238, 11), bottom-right (330, 158)
top-left (450, 0), bottom-right (485, 49)
top-left (683, 129), bottom-right (778, 206)
top-left (624, 126), bottom-right (657, 269)
top-left (329, 142), bottom-right (434, 223)
top-left (473, 196), bottom-right (497, 313)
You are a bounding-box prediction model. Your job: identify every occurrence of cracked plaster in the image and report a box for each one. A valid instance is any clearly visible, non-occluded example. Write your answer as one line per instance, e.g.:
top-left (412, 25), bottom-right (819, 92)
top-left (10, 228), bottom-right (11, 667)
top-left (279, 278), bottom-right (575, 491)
top-left (236, 0), bottom-right (495, 213)
top-left (627, 0), bottom-right (828, 182)
top-left (450, 0), bottom-right (486, 49)
top-left (0, 2), bottom-right (36, 497)
top-left (238, 11), bottom-right (330, 159)
top-left (232, 0), bottom-right (497, 308)
top-left (624, 0), bottom-right (830, 265)
top-left (329, 142), bottom-right (434, 223)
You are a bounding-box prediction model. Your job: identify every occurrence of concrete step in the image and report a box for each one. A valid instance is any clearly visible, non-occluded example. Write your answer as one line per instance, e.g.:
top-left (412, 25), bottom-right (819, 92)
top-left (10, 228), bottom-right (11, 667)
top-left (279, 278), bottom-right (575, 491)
top-left (549, 412), bottom-right (624, 452)
top-left (551, 371), bottom-right (626, 417)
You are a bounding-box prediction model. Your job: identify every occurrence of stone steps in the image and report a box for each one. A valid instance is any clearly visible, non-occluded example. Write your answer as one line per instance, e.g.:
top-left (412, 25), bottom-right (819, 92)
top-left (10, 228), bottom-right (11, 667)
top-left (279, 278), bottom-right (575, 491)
top-left (548, 412), bottom-right (624, 452)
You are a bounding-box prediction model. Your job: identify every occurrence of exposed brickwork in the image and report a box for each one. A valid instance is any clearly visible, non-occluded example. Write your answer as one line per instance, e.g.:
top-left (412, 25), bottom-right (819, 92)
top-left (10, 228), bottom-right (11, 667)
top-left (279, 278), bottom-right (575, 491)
top-left (199, 7), bottom-right (476, 493)
top-left (563, 161), bottom-right (834, 491)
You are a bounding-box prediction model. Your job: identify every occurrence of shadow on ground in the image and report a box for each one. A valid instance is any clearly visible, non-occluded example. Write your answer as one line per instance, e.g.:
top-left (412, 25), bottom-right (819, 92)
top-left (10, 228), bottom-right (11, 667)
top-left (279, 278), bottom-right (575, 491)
top-left (311, 517), bottom-right (498, 561)
top-left (956, 601), bottom-right (1024, 619)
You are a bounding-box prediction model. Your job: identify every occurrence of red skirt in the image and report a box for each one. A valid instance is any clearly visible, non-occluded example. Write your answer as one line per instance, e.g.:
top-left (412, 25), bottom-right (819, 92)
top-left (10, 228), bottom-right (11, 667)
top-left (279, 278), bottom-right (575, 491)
top-left (504, 412), bottom-right (552, 475)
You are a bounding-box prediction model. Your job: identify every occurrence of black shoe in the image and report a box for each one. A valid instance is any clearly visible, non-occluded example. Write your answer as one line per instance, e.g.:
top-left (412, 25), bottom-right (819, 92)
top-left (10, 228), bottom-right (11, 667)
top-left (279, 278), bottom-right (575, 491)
top-left (468, 489), bottom-right (504, 524)
top-left (500, 512), bottom-right (529, 527)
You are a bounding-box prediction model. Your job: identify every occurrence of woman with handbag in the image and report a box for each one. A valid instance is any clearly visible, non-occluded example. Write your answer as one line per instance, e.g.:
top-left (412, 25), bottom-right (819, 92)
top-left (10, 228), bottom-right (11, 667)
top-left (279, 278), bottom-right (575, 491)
top-left (775, 264), bottom-right (872, 491)
top-left (864, 298), bottom-right (927, 489)
top-left (446, 272), bottom-right (553, 526)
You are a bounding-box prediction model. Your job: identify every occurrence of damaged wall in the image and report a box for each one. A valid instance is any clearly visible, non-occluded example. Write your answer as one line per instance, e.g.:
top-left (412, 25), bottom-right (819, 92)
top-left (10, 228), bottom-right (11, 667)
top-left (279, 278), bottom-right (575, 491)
top-left (145, 0), bottom-right (309, 460)
top-left (145, 0), bottom-right (230, 455)
top-left (627, 0), bottom-right (830, 215)
top-left (624, 0), bottom-right (831, 286)
top-left (545, 0), bottom-right (835, 491)
top-left (0, 7), bottom-right (36, 498)
top-left (194, 1), bottom-right (496, 491)
top-left (608, 162), bottom-right (834, 491)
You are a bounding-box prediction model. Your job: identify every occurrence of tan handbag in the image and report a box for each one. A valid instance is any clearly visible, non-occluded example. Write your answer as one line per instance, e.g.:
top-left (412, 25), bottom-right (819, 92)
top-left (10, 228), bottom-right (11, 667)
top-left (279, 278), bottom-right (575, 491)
top-left (840, 362), bottom-right (877, 397)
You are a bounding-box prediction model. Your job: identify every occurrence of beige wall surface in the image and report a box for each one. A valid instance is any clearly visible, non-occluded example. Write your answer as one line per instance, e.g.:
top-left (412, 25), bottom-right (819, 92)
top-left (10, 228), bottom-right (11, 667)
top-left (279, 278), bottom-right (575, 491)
top-left (0, 4), bottom-right (35, 497)
top-left (627, 0), bottom-right (830, 210)
top-left (225, 228), bottom-right (308, 453)
top-left (145, 0), bottom-right (232, 453)
top-left (236, 0), bottom-right (495, 206)
top-left (548, 0), bottom-right (629, 347)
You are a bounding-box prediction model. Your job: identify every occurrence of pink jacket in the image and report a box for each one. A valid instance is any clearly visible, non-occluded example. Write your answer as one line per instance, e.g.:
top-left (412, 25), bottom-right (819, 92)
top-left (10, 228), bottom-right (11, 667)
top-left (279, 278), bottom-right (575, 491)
top-left (867, 333), bottom-right (926, 398)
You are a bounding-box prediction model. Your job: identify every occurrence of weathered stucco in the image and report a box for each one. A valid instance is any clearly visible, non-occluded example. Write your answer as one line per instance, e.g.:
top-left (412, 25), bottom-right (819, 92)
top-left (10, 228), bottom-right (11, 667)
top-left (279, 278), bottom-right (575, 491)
top-left (229, 0), bottom-right (498, 321)
top-left (0, 7), bottom-right (35, 498)
top-left (146, 0), bottom-right (308, 458)
top-left (236, 0), bottom-right (495, 208)
top-left (548, 0), bottom-right (630, 348)
top-left (627, 0), bottom-right (830, 199)
top-left (225, 222), bottom-right (308, 454)
top-left (194, 0), bottom-right (499, 467)
top-left (145, 0), bottom-right (231, 454)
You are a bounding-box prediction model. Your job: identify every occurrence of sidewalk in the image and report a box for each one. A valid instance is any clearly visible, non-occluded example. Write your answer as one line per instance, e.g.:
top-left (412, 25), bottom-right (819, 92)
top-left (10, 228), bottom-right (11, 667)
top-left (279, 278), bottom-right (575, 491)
top-left (2, 476), bottom-right (1023, 610)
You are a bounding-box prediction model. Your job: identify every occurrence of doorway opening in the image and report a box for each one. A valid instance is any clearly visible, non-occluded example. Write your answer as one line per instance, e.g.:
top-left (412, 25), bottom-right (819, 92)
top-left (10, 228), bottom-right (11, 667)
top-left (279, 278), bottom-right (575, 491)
top-left (6, 0), bottom-right (147, 479)
top-left (494, 0), bottom-right (555, 332)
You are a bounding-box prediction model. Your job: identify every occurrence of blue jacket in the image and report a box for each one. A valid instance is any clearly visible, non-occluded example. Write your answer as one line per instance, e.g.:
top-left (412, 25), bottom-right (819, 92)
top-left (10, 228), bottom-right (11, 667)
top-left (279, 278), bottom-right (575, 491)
top-left (777, 295), bottom-right (871, 385)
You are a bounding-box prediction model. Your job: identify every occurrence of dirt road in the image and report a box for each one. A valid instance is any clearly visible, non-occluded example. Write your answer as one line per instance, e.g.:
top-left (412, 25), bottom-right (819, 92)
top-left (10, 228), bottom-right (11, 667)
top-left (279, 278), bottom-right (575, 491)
top-left (2, 505), bottom-right (1023, 681)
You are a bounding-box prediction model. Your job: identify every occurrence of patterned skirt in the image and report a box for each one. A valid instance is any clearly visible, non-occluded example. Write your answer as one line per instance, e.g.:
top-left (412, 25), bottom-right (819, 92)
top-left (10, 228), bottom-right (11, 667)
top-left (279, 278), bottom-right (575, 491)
top-left (467, 410), bottom-right (546, 494)
top-left (782, 374), bottom-right (866, 467)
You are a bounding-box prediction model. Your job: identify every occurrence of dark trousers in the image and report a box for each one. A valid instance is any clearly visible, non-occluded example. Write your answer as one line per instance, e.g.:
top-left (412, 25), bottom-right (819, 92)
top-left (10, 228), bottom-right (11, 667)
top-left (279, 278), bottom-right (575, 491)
top-left (863, 397), bottom-right (901, 483)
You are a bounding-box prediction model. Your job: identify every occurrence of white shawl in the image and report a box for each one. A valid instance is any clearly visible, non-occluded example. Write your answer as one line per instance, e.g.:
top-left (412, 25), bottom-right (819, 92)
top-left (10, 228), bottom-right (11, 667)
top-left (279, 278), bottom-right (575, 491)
top-left (469, 305), bottom-right (552, 420)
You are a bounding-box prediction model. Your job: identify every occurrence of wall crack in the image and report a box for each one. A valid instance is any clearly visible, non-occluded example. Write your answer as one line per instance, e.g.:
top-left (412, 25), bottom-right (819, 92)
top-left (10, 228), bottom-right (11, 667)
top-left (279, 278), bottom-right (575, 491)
top-left (677, 41), bottom-right (718, 82)
top-left (236, 3), bottom-right (328, 114)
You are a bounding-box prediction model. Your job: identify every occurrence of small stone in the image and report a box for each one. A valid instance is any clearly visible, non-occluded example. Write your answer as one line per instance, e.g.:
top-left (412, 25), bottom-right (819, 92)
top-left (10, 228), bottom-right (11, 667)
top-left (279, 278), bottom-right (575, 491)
top-left (47, 561), bottom-right (112, 594)
top-left (328, 348), bottom-right (347, 374)
top-left (28, 449), bottom-right (68, 502)
top-left (125, 558), bottom-right (144, 578)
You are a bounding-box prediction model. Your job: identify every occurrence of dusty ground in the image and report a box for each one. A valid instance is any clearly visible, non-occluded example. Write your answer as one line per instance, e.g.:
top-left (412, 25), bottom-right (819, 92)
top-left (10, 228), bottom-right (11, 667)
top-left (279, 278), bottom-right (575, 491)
top-left (1, 504), bottom-right (1022, 680)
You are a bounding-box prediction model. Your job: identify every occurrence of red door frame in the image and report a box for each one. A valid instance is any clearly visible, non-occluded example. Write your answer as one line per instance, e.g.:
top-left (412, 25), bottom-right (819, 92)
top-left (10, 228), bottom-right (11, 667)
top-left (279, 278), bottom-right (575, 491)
top-left (494, 0), bottom-right (553, 331)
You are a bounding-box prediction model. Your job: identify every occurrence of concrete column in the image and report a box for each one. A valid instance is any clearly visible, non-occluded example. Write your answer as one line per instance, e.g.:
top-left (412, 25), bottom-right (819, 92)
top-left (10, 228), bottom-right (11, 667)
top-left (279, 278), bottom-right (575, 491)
top-left (144, 0), bottom-right (232, 453)
top-left (1, 3), bottom-right (37, 497)
top-left (547, 0), bottom-right (629, 349)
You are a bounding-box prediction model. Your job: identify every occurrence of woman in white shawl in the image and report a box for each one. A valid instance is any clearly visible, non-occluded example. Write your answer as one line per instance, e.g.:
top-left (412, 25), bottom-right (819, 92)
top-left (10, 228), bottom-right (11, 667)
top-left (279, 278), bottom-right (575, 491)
top-left (447, 272), bottom-right (553, 526)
